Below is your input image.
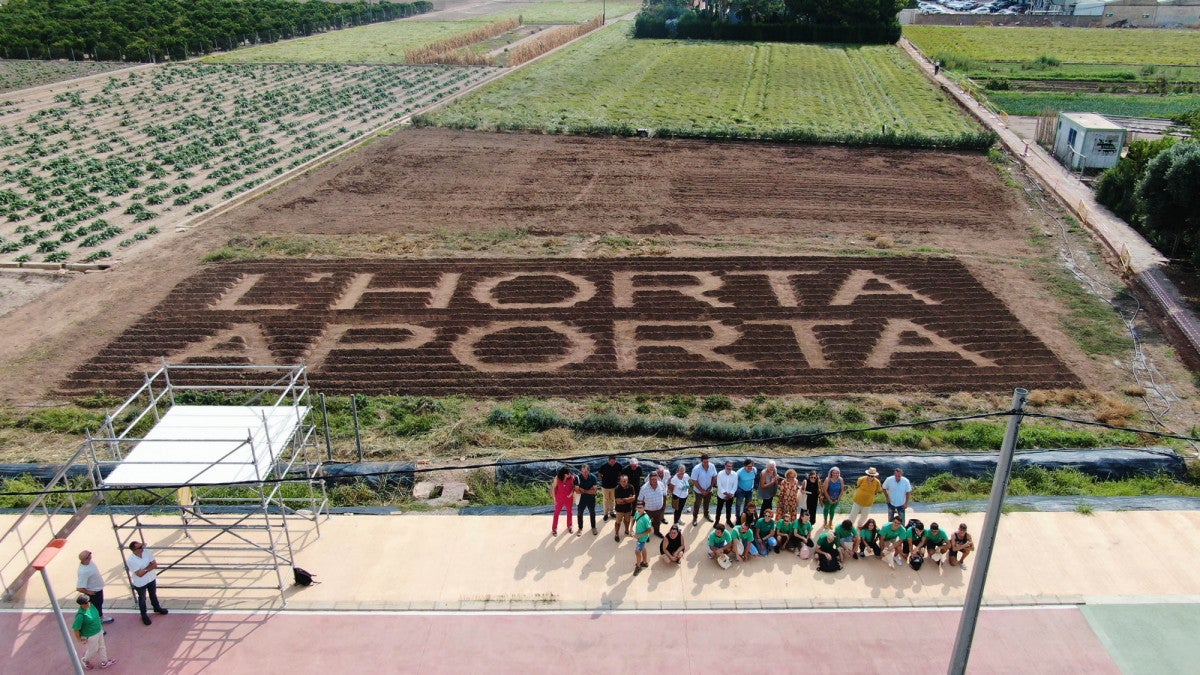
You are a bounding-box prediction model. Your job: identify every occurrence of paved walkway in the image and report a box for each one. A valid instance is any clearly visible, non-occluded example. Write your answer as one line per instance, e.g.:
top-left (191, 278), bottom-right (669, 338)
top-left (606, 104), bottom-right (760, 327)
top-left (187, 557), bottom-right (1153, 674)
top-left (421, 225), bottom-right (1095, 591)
top-left (5, 511), bottom-right (1200, 672)
top-left (6, 511), bottom-right (1200, 612)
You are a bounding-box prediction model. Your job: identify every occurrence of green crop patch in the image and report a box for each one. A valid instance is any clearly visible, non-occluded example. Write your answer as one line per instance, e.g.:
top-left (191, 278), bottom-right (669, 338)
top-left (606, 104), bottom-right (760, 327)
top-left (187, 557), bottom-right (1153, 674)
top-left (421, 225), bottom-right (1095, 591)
top-left (420, 24), bottom-right (986, 147)
top-left (204, 21), bottom-right (491, 63)
top-left (905, 26), bottom-right (1200, 67)
top-left (63, 257), bottom-right (1079, 396)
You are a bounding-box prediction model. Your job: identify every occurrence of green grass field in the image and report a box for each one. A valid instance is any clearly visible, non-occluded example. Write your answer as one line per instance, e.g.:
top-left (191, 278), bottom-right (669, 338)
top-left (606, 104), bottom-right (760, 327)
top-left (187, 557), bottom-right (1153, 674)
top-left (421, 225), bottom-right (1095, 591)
top-left (421, 23), bottom-right (985, 146)
top-left (203, 20), bottom-right (489, 63)
top-left (482, 1), bottom-right (640, 24)
top-left (905, 25), bottom-right (1200, 67)
top-left (985, 91), bottom-right (1200, 118)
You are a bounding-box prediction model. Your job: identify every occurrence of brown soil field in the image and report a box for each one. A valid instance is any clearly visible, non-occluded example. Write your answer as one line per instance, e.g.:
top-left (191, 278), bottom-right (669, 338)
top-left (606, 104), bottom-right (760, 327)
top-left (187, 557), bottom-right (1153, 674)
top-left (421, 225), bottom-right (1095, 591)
top-left (61, 257), bottom-right (1079, 396)
top-left (0, 128), bottom-right (1188, 413)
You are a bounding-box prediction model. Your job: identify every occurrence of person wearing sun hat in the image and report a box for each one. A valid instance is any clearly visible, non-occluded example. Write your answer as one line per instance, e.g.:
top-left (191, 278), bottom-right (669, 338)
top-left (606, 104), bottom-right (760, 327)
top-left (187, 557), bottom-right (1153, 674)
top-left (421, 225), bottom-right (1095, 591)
top-left (849, 467), bottom-right (884, 528)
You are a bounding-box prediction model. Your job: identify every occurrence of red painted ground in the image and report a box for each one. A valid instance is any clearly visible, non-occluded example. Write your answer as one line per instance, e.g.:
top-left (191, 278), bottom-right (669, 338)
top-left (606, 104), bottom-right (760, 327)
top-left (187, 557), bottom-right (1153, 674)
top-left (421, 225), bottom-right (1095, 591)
top-left (1, 607), bottom-right (1118, 674)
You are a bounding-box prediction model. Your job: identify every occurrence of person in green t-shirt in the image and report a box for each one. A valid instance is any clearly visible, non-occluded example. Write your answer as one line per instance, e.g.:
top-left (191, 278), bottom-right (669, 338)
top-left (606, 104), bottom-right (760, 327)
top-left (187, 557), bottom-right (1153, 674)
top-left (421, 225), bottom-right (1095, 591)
top-left (879, 516), bottom-right (911, 568)
top-left (857, 518), bottom-right (882, 558)
top-left (632, 501), bottom-right (652, 575)
top-left (833, 519), bottom-right (861, 559)
top-left (775, 513), bottom-right (798, 551)
top-left (923, 522), bottom-right (951, 565)
top-left (815, 530), bottom-right (841, 570)
top-left (734, 523), bottom-right (755, 561)
top-left (752, 509), bottom-right (778, 556)
top-left (707, 523), bottom-right (735, 562)
top-left (72, 595), bottom-right (114, 669)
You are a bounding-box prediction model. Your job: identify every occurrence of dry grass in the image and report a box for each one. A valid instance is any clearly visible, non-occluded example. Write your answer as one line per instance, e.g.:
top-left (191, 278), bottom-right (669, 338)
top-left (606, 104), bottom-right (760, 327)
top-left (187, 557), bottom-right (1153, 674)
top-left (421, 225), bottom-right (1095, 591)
top-left (405, 17), bottom-right (520, 65)
top-left (1095, 398), bottom-right (1138, 426)
top-left (507, 14), bottom-right (602, 67)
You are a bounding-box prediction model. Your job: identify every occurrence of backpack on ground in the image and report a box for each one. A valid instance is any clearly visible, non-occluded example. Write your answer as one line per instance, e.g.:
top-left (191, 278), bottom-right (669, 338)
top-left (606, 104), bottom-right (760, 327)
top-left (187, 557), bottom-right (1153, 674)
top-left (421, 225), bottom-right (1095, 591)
top-left (818, 553), bottom-right (842, 573)
top-left (909, 553), bottom-right (924, 571)
top-left (293, 567), bottom-right (317, 586)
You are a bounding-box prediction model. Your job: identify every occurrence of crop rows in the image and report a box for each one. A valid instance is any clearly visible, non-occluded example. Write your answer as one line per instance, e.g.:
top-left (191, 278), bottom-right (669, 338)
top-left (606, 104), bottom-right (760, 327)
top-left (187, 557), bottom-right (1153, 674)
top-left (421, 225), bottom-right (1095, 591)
top-left (62, 257), bottom-right (1080, 396)
top-left (0, 62), bottom-right (494, 263)
top-left (419, 23), bottom-right (984, 147)
top-left (904, 26), bottom-right (1200, 67)
top-left (0, 59), bottom-right (134, 94)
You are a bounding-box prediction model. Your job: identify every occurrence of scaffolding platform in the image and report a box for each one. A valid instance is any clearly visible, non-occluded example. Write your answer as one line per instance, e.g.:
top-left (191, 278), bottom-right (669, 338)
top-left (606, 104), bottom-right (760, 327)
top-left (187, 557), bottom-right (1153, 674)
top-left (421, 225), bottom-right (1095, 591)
top-left (83, 363), bottom-right (328, 604)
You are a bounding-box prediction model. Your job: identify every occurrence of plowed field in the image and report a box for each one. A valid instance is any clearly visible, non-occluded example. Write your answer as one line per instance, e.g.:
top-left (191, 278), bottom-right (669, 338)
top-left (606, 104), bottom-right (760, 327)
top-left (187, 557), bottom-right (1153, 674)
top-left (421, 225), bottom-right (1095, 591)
top-left (228, 128), bottom-right (1019, 245)
top-left (62, 257), bottom-right (1079, 396)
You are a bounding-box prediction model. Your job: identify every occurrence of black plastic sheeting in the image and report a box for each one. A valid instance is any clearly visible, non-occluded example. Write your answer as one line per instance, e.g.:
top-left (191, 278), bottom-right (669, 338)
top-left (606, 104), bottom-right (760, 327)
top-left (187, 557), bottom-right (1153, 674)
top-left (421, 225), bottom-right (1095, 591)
top-left (462, 494), bottom-right (1200, 516)
top-left (495, 447), bottom-right (1186, 486)
top-left (0, 461), bottom-right (415, 489)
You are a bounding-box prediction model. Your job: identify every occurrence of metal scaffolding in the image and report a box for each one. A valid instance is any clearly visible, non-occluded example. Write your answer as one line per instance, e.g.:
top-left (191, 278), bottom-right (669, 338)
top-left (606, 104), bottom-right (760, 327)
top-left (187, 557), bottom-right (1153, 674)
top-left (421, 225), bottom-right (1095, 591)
top-left (84, 362), bottom-right (328, 606)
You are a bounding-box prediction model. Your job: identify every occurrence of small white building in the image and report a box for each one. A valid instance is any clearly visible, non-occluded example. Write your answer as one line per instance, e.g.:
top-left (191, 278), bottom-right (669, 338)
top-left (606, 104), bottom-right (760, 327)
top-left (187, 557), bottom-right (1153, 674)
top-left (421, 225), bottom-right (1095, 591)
top-left (1053, 112), bottom-right (1126, 170)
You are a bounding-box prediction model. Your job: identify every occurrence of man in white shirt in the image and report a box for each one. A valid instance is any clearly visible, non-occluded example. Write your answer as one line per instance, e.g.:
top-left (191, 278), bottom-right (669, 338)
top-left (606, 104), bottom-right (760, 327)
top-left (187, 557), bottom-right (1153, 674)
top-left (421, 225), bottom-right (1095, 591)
top-left (637, 473), bottom-right (668, 538)
top-left (126, 541), bottom-right (168, 626)
top-left (76, 550), bottom-right (114, 625)
top-left (690, 453), bottom-right (717, 526)
top-left (882, 468), bottom-right (914, 524)
top-left (715, 461), bottom-right (739, 528)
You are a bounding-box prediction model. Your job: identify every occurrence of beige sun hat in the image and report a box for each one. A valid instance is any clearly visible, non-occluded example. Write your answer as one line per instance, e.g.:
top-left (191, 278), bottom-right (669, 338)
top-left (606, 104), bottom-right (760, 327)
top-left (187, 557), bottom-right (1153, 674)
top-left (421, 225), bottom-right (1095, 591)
top-left (865, 467), bottom-right (879, 476)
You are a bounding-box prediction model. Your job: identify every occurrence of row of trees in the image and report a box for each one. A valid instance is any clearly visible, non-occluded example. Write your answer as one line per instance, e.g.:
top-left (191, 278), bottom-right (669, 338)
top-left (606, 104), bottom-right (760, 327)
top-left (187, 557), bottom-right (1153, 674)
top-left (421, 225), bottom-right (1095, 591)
top-left (1095, 136), bottom-right (1200, 265)
top-left (0, 0), bottom-right (432, 62)
top-left (636, 0), bottom-right (905, 44)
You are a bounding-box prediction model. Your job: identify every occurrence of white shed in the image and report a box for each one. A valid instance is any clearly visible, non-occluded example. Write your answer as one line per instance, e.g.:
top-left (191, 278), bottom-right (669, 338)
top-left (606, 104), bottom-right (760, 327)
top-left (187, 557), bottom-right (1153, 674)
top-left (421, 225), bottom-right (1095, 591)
top-left (1053, 112), bottom-right (1126, 170)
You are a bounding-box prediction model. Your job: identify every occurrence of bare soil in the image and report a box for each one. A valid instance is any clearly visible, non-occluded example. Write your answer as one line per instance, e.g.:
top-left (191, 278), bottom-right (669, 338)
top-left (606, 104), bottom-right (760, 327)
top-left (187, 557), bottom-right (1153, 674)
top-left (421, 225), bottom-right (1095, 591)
top-left (0, 128), bottom-right (1188, 416)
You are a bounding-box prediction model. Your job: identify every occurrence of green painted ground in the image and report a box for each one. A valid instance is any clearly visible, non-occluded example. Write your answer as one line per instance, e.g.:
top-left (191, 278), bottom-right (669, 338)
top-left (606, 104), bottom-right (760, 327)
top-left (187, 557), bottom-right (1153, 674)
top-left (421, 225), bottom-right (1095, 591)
top-left (1080, 604), bottom-right (1200, 674)
top-left (420, 22), bottom-right (985, 146)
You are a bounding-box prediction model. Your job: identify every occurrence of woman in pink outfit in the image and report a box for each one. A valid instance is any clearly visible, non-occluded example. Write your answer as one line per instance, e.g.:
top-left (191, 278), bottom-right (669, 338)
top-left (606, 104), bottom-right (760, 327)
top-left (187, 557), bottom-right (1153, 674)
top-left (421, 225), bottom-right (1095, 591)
top-left (551, 467), bottom-right (577, 535)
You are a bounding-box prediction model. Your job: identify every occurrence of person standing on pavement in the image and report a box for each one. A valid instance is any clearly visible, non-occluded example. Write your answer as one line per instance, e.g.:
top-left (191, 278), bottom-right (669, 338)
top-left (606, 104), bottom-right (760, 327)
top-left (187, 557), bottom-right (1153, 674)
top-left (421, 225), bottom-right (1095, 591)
top-left (632, 501), bottom-right (652, 575)
top-left (820, 467), bottom-right (844, 530)
top-left (690, 453), bottom-right (717, 526)
top-left (73, 595), bottom-right (115, 669)
top-left (623, 458), bottom-right (644, 494)
top-left (882, 468), bottom-right (913, 524)
top-left (597, 455), bottom-right (623, 521)
top-left (715, 461), bottom-right (739, 527)
top-left (777, 469), bottom-right (800, 520)
top-left (849, 467), bottom-right (884, 528)
top-left (613, 474), bottom-right (636, 542)
top-left (802, 470), bottom-right (820, 526)
top-left (551, 467), bottom-right (576, 536)
top-left (575, 464), bottom-right (599, 536)
top-left (637, 472), bottom-right (668, 537)
top-left (76, 550), bottom-right (114, 625)
top-left (126, 541), bottom-right (168, 625)
top-left (734, 459), bottom-right (757, 516)
top-left (669, 464), bottom-right (691, 525)
top-left (758, 460), bottom-right (780, 511)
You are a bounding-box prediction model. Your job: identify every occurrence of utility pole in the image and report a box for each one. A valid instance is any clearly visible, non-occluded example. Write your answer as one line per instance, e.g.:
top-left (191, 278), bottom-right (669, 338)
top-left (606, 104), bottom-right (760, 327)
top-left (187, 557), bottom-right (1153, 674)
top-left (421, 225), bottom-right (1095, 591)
top-left (947, 388), bottom-right (1028, 675)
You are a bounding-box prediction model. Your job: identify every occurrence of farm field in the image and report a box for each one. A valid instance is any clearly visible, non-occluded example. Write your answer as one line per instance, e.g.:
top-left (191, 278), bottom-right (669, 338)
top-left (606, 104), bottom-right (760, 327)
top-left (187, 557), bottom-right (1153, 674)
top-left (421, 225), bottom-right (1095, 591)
top-left (904, 25), bottom-right (1200, 68)
top-left (0, 60), bottom-right (135, 94)
top-left (203, 20), bottom-right (490, 63)
top-left (0, 63), bottom-right (495, 264)
top-left (420, 23), bottom-right (987, 146)
top-left (479, 1), bottom-right (638, 23)
top-left (986, 91), bottom-right (1200, 118)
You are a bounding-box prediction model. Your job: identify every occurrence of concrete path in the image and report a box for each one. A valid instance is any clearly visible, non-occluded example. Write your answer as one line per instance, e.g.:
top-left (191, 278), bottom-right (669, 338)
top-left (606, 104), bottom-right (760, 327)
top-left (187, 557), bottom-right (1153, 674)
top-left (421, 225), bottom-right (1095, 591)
top-left (6, 511), bottom-right (1200, 613)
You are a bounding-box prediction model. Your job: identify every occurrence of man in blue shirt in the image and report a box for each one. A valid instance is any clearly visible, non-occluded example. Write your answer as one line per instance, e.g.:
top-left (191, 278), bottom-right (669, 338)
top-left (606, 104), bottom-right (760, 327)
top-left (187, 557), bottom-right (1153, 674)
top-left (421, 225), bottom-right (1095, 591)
top-left (735, 459), bottom-right (758, 517)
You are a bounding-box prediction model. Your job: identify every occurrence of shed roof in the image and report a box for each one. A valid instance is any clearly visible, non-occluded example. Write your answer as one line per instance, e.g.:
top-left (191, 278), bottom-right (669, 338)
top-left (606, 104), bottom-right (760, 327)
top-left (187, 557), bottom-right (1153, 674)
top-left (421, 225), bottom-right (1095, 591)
top-left (1060, 112), bottom-right (1124, 131)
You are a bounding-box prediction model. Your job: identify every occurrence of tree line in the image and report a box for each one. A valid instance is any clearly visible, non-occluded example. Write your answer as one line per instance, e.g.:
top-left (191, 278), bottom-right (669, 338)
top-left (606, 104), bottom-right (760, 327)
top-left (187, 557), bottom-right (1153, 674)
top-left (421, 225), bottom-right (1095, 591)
top-left (635, 0), bottom-right (906, 44)
top-left (0, 0), bottom-right (433, 62)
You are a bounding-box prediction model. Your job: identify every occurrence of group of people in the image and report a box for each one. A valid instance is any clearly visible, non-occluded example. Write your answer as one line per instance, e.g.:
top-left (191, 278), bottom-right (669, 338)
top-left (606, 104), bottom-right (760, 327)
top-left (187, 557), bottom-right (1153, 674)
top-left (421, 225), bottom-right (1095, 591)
top-left (550, 456), bottom-right (975, 576)
top-left (71, 541), bottom-right (170, 669)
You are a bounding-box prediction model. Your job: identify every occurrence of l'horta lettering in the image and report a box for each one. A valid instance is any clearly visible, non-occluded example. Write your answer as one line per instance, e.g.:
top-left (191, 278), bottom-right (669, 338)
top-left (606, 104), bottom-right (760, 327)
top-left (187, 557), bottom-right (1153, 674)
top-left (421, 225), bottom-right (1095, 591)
top-left (64, 258), bottom-right (1080, 395)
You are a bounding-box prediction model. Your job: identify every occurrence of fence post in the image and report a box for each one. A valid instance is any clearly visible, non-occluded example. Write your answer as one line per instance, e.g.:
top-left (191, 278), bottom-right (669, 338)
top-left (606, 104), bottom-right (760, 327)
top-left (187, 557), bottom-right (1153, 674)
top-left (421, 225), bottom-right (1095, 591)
top-left (350, 394), bottom-right (363, 463)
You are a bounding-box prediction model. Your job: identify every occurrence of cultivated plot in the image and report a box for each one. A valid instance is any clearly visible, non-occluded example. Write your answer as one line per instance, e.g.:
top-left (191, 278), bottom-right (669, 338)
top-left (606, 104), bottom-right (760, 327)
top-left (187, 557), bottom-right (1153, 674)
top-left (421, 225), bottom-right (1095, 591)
top-left (62, 257), bottom-right (1080, 396)
top-left (0, 63), bottom-right (495, 264)
top-left (421, 24), bottom-right (984, 145)
top-left (480, 1), bottom-right (639, 23)
top-left (1, 59), bottom-right (134, 94)
top-left (904, 26), bottom-right (1200, 67)
top-left (203, 20), bottom-right (490, 63)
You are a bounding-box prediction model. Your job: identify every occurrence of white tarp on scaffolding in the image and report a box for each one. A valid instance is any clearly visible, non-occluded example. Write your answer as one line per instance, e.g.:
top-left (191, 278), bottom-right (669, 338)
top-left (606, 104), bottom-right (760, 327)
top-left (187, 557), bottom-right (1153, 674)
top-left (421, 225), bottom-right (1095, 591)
top-left (103, 405), bottom-right (309, 487)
